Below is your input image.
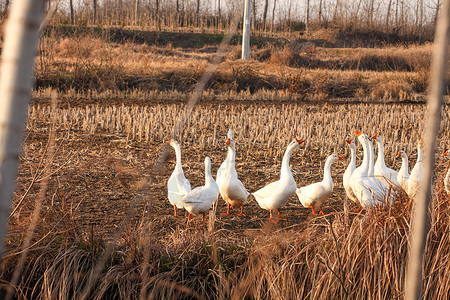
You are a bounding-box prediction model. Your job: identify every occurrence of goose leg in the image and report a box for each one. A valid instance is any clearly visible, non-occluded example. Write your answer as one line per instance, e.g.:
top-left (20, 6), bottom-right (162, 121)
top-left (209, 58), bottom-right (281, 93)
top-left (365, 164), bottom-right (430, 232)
top-left (188, 213), bottom-right (192, 221)
top-left (236, 205), bottom-right (245, 216)
top-left (173, 205), bottom-right (178, 217)
top-left (269, 210), bottom-right (278, 224)
top-left (277, 208), bottom-right (287, 221)
top-left (319, 209), bottom-right (325, 215)
top-left (221, 203), bottom-right (232, 215)
top-left (311, 207), bottom-right (317, 215)
top-left (202, 213), bottom-right (206, 223)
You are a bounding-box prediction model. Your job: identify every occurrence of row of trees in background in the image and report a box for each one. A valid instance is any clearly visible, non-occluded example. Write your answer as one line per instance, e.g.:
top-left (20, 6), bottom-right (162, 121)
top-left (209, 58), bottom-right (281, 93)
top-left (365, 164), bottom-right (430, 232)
top-left (0, 0), bottom-right (443, 36)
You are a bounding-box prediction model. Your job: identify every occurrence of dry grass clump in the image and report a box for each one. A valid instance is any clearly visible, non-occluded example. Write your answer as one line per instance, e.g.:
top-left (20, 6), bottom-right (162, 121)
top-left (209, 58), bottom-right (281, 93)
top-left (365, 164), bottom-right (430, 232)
top-left (5, 189), bottom-right (450, 299)
top-left (34, 32), bottom-right (439, 102)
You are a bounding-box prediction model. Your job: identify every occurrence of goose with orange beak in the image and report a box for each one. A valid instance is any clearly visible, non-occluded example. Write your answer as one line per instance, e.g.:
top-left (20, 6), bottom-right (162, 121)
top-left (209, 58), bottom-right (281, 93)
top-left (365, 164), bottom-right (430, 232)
top-left (350, 131), bottom-right (394, 208)
top-left (407, 139), bottom-right (423, 199)
top-left (167, 139), bottom-right (191, 217)
top-left (181, 157), bottom-right (219, 223)
top-left (252, 138), bottom-right (304, 223)
top-left (396, 150), bottom-right (410, 192)
top-left (343, 138), bottom-right (359, 205)
top-left (216, 130), bottom-right (250, 216)
top-left (296, 154), bottom-right (343, 215)
top-left (373, 134), bottom-right (401, 189)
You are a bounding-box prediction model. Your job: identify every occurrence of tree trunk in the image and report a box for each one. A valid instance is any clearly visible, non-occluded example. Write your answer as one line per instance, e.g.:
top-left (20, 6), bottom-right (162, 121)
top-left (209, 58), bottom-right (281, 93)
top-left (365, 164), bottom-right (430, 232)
top-left (386, 0), bottom-right (392, 30)
top-left (434, 0), bottom-right (441, 27)
top-left (69, 0), bottom-right (74, 24)
top-left (93, 0), bottom-right (97, 24)
top-left (262, 0), bottom-right (268, 31)
top-left (252, 0), bottom-right (256, 30)
top-left (197, 0), bottom-right (200, 14)
top-left (0, 0), bottom-right (45, 261)
top-left (333, 0), bottom-right (339, 22)
top-left (134, 0), bottom-right (139, 25)
top-left (271, 0), bottom-right (276, 32)
top-left (318, 0), bottom-right (322, 24)
top-left (306, 0), bottom-right (310, 29)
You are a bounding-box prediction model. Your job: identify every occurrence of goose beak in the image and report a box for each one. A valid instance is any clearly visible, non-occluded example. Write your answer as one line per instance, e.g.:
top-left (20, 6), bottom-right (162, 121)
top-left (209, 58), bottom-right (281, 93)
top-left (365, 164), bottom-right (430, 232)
top-left (354, 130), bottom-right (363, 137)
top-left (396, 151), bottom-right (401, 157)
top-left (295, 138), bottom-right (305, 144)
top-left (372, 134), bottom-right (377, 139)
top-left (345, 139), bottom-right (352, 144)
top-left (443, 150), bottom-right (448, 156)
top-left (338, 155), bottom-right (343, 160)
top-left (226, 138), bottom-right (231, 145)
top-left (419, 139), bottom-right (423, 146)
top-left (166, 140), bottom-right (171, 144)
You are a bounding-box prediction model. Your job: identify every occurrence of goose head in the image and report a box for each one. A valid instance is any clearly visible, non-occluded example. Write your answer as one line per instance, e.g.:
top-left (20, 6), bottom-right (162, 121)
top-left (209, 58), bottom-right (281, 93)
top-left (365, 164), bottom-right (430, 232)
top-left (355, 130), bottom-right (369, 146)
top-left (328, 153), bottom-right (344, 164)
top-left (372, 134), bottom-right (382, 144)
top-left (397, 150), bottom-right (407, 159)
top-left (166, 139), bottom-right (179, 148)
top-left (226, 137), bottom-right (236, 150)
top-left (345, 138), bottom-right (356, 149)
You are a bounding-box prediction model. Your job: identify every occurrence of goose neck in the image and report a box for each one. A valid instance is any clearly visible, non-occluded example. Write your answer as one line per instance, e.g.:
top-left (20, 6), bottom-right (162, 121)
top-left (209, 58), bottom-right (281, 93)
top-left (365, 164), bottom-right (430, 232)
top-left (173, 144), bottom-right (183, 171)
top-left (376, 140), bottom-right (386, 167)
top-left (400, 155), bottom-right (409, 174)
top-left (359, 137), bottom-right (370, 176)
top-left (323, 157), bottom-right (334, 186)
top-left (280, 144), bottom-right (296, 179)
top-left (417, 147), bottom-right (423, 162)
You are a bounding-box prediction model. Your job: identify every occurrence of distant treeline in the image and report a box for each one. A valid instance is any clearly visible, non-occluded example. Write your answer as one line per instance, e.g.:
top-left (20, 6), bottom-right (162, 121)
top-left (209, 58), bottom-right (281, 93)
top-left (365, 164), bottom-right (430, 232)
top-left (0, 0), bottom-right (442, 37)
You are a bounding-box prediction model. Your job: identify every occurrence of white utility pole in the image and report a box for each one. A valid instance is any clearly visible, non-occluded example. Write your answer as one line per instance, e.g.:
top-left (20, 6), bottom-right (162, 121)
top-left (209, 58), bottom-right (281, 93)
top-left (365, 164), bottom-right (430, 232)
top-left (242, 0), bottom-right (251, 60)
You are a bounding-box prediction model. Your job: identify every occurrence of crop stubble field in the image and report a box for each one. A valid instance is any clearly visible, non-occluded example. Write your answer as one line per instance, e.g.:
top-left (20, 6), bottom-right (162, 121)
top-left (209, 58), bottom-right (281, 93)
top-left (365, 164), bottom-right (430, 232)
top-left (10, 100), bottom-right (450, 238)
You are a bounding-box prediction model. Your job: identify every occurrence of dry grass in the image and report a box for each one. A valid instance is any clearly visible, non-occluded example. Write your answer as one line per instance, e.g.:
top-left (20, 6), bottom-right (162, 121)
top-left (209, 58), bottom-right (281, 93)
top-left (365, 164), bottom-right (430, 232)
top-left (33, 31), bottom-right (442, 102)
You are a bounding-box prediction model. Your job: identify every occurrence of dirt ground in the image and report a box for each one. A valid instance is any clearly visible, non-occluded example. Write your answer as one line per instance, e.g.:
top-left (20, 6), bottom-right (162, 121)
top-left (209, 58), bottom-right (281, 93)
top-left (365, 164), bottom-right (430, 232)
top-left (9, 100), bottom-right (353, 244)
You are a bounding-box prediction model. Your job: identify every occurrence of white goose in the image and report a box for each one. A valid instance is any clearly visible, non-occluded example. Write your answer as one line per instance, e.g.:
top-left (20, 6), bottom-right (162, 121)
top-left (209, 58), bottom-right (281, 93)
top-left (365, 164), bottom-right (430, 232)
top-left (443, 150), bottom-right (450, 194)
top-left (350, 131), bottom-right (394, 209)
top-left (343, 138), bottom-right (359, 205)
top-left (408, 140), bottom-right (423, 199)
top-left (253, 138), bottom-right (304, 223)
top-left (167, 139), bottom-right (191, 216)
top-left (181, 157), bottom-right (219, 222)
top-left (296, 154), bottom-right (343, 214)
top-left (396, 150), bottom-right (410, 193)
top-left (217, 134), bottom-right (250, 215)
top-left (373, 134), bottom-right (401, 189)
top-left (216, 129), bottom-right (233, 188)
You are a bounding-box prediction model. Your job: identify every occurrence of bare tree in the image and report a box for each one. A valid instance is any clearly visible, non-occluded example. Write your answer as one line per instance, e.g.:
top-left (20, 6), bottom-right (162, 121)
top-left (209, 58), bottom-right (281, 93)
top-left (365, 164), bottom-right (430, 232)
top-left (93, 0), bottom-right (97, 23)
top-left (252, 0), bottom-right (256, 29)
top-left (134, 0), bottom-right (139, 25)
top-left (333, 0), bottom-right (340, 22)
top-left (263, 0), bottom-right (269, 31)
top-left (386, 0), bottom-right (393, 30)
top-left (271, 0), bottom-right (276, 31)
top-left (306, 0), bottom-right (310, 28)
top-left (0, 0), bottom-right (45, 260)
top-left (69, 0), bottom-right (74, 24)
top-left (319, 0), bottom-right (323, 23)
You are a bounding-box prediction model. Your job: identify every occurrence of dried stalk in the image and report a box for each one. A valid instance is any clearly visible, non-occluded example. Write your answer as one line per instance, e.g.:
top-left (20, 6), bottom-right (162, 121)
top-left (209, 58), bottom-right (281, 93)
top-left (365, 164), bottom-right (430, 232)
top-left (0, 0), bottom-right (44, 259)
top-left (405, 1), bottom-right (450, 299)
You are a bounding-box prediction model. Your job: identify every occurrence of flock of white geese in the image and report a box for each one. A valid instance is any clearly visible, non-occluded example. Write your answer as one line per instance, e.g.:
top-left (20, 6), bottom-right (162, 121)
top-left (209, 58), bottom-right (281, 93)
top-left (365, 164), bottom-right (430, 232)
top-left (167, 129), bottom-right (447, 223)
